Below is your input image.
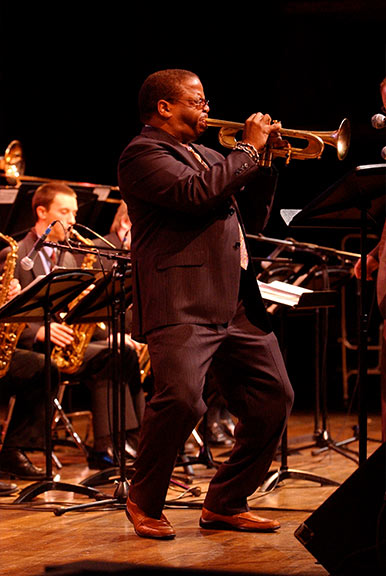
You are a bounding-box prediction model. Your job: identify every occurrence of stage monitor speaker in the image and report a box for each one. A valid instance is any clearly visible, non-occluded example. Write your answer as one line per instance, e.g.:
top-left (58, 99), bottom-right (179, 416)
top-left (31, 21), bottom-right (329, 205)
top-left (295, 442), bottom-right (386, 575)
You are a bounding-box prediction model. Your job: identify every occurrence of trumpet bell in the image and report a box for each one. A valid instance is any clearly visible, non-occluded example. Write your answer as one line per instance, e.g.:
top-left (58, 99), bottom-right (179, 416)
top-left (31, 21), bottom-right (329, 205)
top-left (313, 117), bottom-right (351, 161)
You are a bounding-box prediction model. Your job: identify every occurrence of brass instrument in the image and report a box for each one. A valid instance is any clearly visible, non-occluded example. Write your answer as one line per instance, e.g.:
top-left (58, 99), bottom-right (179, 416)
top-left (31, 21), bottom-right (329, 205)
top-left (206, 117), bottom-right (351, 166)
top-left (0, 141), bottom-right (25, 185)
top-left (51, 228), bottom-right (98, 374)
top-left (0, 233), bottom-right (26, 377)
top-left (0, 139), bottom-right (120, 195)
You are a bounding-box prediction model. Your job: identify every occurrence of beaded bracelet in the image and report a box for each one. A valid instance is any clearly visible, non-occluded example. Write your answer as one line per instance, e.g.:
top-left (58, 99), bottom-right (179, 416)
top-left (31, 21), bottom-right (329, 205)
top-left (234, 142), bottom-right (260, 164)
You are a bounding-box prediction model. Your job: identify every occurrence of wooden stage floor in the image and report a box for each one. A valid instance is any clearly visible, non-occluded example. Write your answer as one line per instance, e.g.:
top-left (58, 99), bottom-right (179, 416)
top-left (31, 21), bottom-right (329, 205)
top-left (0, 411), bottom-right (383, 576)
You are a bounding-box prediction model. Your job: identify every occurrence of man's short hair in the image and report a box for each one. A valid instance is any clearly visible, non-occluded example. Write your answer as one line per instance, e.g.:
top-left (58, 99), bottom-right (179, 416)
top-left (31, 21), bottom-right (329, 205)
top-left (138, 69), bottom-right (198, 123)
top-left (32, 182), bottom-right (76, 220)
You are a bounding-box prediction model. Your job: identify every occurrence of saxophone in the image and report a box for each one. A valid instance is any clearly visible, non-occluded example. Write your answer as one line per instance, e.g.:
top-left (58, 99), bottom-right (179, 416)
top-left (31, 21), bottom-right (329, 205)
top-left (0, 233), bottom-right (26, 377)
top-left (51, 229), bottom-right (98, 374)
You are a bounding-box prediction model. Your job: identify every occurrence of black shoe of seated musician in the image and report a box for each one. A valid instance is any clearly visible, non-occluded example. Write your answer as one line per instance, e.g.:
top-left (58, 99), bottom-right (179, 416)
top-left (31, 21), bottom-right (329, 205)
top-left (0, 448), bottom-right (46, 480)
top-left (201, 421), bottom-right (234, 447)
top-left (124, 441), bottom-right (137, 460)
top-left (87, 444), bottom-right (137, 469)
top-left (87, 450), bottom-right (116, 470)
top-left (0, 480), bottom-right (18, 496)
top-left (220, 411), bottom-right (236, 438)
top-left (125, 429), bottom-right (139, 460)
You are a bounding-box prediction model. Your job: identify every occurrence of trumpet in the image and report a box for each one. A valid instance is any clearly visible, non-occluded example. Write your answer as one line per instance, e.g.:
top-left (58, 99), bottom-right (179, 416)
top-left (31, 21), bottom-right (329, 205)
top-left (205, 117), bottom-right (350, 166)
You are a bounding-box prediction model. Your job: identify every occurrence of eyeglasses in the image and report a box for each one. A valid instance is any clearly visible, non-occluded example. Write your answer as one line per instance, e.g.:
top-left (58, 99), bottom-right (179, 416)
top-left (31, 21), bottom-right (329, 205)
top-left (173, 97), bottom-right (210, 110)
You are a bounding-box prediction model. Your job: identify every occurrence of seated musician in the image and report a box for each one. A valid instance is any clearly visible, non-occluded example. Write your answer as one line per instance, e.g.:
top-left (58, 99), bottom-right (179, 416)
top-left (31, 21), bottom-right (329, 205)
top-left (0, 249), bottom-right (59, 483)
top-left (0, 182), bottom-right (145, 470)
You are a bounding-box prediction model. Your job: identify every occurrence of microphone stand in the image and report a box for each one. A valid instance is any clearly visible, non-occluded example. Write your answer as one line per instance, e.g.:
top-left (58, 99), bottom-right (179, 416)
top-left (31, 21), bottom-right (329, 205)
top-left (49, 245), bottom-right (133, 513)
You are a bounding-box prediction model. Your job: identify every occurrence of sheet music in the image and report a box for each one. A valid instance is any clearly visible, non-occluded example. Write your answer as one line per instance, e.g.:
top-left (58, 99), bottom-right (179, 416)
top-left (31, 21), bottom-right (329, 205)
top-left (257, 279), bottom-right (312, 307)
top-left (0, 188), bottom-right (18, 204)
top-left (280, 209), bottom-right (302, 226)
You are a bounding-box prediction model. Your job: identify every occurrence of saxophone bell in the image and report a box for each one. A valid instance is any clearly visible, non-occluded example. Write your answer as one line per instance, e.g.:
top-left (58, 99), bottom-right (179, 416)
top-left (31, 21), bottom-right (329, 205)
top-left (68, 226), bottom-right (94, 246)
top-left (0, 233), bottom-right (26, 377)
top-left (69, 224), bottom-right (117, 249)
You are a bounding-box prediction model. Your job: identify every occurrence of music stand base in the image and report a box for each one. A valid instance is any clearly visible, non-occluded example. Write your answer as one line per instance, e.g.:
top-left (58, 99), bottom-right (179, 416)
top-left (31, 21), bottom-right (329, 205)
top-left (310, 432), bottom-right (360, 464)
top-left (54, 498), bottom-right (122, 516)
top-left (81, 465), bottom-right (135, 488)
top-left (13, 480), bottom-right (107, 504)
top-left (286, 428), bottom-right (361, 464)
top-left (260, 467), bottom-right (339, 493)
top-left (52, 474), bottom-right (131, 515)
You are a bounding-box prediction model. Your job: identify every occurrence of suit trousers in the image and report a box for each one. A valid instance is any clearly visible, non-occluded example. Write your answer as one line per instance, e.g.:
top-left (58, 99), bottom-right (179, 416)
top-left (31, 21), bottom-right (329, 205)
top-left (0, 349), bottom-right (59, 450)
top-left (381, 323), bottom-right (386, 442)
top-left (129, 300), bottom-right (294, 518)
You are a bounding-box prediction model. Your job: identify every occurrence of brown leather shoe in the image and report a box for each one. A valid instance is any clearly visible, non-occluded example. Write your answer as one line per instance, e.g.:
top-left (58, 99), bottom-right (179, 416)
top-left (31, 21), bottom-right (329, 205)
top-left (200, 507), bottom-right (280, 532)
top-left (125, 495), bottom-right (176, 540)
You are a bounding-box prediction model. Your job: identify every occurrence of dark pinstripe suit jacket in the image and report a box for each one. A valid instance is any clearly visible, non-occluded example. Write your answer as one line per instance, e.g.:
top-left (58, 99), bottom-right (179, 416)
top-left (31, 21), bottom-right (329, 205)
top-left (118, 126), bottom-right (278, 340)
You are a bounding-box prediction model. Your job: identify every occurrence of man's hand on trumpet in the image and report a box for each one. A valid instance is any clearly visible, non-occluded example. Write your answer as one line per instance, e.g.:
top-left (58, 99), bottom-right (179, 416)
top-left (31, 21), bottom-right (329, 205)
top-left (242, 113), bottom-right (281, 151)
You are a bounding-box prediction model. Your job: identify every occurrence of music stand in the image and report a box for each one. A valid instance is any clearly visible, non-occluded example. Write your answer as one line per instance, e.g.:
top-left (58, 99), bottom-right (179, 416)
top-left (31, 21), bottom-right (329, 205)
top-left (65, 263), bottom-right (133, 491)
top-left (260, 283), bottom-right (340, 492)
top-left (281, 164), bottom-right (386, 465)
top-left (0, 268), bottom-right (107, 503)
top-left (51, 259), bottom-right (137, 515)
top-left (253, 238), bottom-right (361, 465)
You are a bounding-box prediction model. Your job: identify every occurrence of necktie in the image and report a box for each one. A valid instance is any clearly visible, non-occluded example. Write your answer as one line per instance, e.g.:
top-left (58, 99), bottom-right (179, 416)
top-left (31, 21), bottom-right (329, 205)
top-left (183, 144), bottom-right (249, 270)
top-left (50, 249), bottom-right (57, 269)
top-left (238, 225), bottom-right (249, 270)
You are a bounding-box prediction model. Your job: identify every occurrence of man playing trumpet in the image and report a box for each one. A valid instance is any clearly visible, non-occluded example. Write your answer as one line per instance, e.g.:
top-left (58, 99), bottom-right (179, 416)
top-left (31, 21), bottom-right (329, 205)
top-left (118, 68), bottom-right (294, 539)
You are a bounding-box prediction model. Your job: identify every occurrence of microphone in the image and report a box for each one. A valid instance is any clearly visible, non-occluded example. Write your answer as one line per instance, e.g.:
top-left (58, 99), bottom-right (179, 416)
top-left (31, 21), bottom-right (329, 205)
top-left (20, 220), bottom-right (58, 271)
top-left (121, 229), bottom-right (130, 249)
top-left (371, 113), bottom-right (386, 129)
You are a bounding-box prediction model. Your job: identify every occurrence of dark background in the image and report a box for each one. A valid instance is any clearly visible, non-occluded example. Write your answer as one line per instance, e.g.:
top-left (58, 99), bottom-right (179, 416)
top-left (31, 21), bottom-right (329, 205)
top-left (1, 0), bottom-right (385, 413)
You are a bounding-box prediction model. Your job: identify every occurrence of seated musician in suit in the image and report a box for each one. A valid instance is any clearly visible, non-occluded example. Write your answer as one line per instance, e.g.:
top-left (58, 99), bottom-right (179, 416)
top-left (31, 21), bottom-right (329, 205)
top-left (0, 265), bottom-right (59, 482)
top-left (0, 182), bottom-right (145, 470)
